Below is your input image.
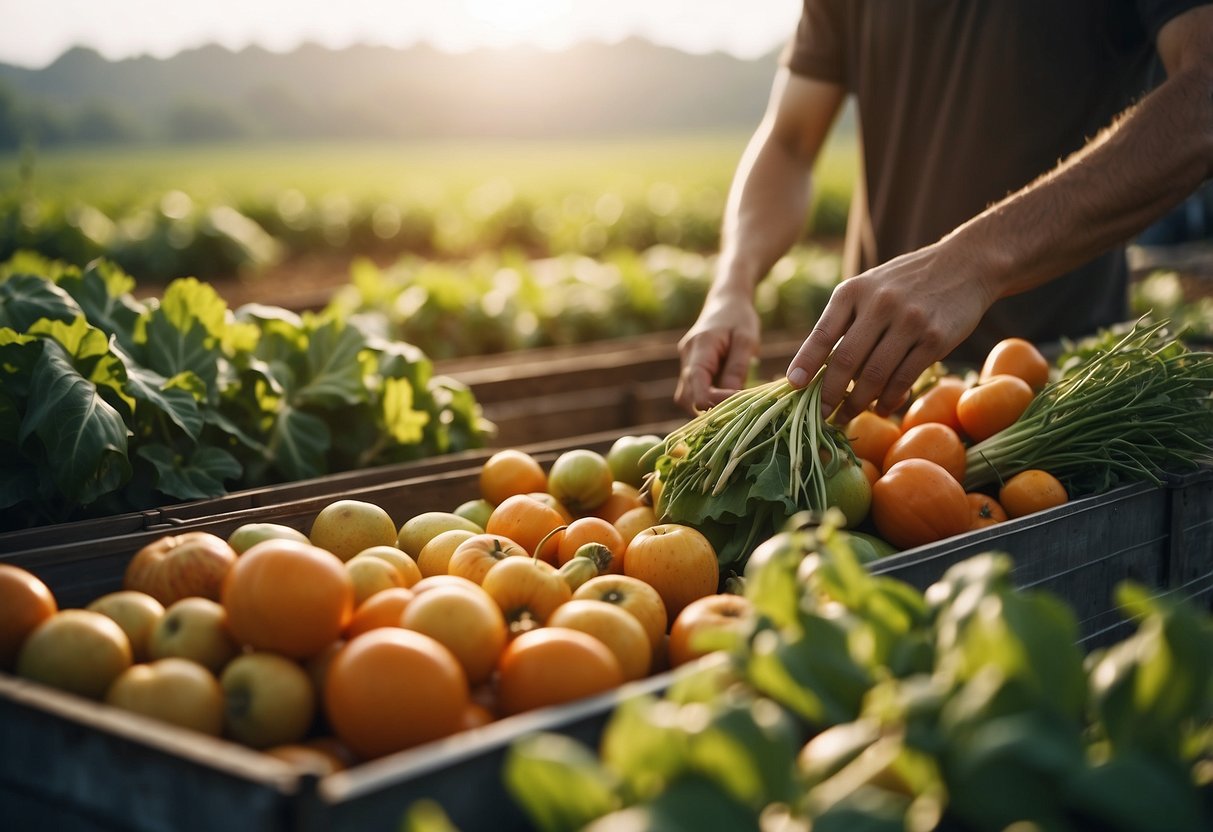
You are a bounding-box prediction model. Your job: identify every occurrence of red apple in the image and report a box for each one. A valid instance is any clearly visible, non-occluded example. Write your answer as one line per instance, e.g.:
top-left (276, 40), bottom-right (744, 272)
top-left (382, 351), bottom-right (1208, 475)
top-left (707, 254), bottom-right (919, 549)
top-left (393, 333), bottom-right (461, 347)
top-left (124, 532), bottom-right (238, 605)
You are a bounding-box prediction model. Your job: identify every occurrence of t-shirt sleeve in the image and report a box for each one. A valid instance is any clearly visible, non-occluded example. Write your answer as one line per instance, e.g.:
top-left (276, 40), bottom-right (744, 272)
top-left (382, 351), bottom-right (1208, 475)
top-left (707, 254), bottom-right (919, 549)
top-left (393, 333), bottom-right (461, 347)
top-left (780, 0), bottom-right (848, 84)
top-left (1136, 0), bottom-right (1212, 40)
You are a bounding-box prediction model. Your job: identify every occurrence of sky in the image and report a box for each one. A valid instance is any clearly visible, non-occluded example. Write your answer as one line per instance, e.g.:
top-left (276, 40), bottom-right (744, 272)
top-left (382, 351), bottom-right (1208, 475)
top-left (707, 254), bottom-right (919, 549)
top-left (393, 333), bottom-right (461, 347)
top-left (0, 0), bottom-right (804, 69)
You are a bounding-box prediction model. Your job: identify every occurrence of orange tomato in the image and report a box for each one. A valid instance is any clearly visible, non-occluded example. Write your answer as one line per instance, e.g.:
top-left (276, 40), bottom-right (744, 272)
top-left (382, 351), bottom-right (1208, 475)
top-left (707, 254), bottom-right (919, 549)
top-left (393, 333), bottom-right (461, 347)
top-left (900, 376), bottom-right (967, 434)
top-left (980, 337), bottom-right (1050, 390)
top-left (0, 565), bottom-right (58, 669)
top-left (485, 495), bottom-right (567, 564)
top-left (871, 459), bottom-right (970, 550)
top-left (966, 492), bottom-right (1008, 530)
top-left (479, 449), bottom-right (547, 507)
top-left (495, 627), bottom-right (624, 716)
top-left (221, 539), bottom-right (355, 659)
top-left (881, 422), bottom-right (967, 483)
top-left (623, 524), bottom-right (719, 626)
top-left (844, 411), bottom-right (903, 467)
top-left (955, 374), bottom-right (1035, 442)
top-left (557, 517), bottom-right (625, 569)
top-left (481, 556), bottom-right (572, 630)
top-left (447, 534), bottom-right (528, 585)
top-left (345, 587), bottom-right (415, 638)
top-left (999, 469), bottom-right (1069, 519)
top-left (325, 628), bottom-right (468, 759)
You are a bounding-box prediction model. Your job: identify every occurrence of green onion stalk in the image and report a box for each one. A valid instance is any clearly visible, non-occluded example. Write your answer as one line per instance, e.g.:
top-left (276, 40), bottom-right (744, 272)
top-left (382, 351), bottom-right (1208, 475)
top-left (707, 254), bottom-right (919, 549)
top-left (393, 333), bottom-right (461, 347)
top-left (648, 371), bottom-right (856, 572)
top-left (964, 320), bottom-right (1213, 494)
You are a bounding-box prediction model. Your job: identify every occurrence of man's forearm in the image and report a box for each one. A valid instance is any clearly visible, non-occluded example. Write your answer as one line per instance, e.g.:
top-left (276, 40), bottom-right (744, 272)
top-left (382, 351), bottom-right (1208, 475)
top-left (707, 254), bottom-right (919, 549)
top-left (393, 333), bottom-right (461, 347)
top-left (946, 58), bottom-right (1213, 300)
top-left (712, 129), bottom-right (816, 300)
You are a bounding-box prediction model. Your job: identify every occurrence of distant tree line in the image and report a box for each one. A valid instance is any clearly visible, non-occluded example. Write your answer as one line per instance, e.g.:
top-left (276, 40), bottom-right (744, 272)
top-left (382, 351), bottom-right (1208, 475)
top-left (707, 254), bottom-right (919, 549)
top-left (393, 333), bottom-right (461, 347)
top-left (0, 80), bottom-right (260, 149)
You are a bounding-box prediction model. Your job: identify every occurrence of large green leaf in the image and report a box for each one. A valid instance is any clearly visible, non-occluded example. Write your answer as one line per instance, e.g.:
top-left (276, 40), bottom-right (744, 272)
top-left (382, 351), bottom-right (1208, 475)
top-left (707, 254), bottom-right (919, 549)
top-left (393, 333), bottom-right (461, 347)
top-left (142, 307), bottom-right (221, 392)
top-left (0, 273), bottom-right (84, 330)
top-left (19, 338), bottom-right (131, 505)
top-left (136, 443), bottom-right (242, 500)
top-left (109, 343), bottom-right (203, 439)
top-left (294, 318), bottom-right (367, 407)
top-left (266, 404), bottom-right (330, 481)
top-left (57, 260), bottom-right (145, 351)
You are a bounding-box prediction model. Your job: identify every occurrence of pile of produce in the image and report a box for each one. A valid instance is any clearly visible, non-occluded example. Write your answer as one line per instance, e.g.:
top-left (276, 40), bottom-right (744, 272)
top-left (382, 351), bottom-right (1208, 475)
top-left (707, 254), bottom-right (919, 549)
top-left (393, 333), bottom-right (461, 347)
top-left (0, 253), bottom-right (490, 531)
top-left (649, 321), bottom-right (1213, 574)
top-left (494, 523), bottom-right (1213, 832)
top-left (0, 439), bottom-right (733, 766)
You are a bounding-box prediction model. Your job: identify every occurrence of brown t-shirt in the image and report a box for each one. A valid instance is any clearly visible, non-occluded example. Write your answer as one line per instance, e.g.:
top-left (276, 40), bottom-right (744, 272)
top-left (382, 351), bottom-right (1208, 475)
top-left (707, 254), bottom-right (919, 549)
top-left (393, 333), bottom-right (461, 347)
top-left (783, 0), bottom-right (1207, 361)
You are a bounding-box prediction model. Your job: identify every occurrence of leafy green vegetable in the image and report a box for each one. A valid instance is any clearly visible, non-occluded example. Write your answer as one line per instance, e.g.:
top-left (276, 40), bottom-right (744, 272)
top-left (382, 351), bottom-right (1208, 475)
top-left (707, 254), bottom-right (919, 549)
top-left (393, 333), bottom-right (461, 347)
top-left (0, 254), bottom-right (490, 530)
top-left (650, 375), bottom-right (857, 572)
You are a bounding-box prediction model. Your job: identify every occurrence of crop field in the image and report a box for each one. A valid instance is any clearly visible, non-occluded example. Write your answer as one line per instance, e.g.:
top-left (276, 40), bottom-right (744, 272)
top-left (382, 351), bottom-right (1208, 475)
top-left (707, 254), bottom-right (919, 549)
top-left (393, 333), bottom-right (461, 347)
top-left (0, 131), bottom-right (858, 283)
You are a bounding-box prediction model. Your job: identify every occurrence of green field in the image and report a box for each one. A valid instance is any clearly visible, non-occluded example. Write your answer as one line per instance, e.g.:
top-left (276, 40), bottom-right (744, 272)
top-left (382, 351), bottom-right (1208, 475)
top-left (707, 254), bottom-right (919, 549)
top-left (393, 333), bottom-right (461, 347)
top-left (1, 131), bottom-right (856, 281)
top-left (2, 132), bottom-right (856, 208)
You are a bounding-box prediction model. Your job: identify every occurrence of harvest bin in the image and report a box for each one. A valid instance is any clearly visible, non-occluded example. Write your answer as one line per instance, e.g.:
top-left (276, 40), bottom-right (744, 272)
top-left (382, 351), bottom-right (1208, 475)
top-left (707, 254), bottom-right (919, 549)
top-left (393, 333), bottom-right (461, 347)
top-left (2, 433), bottom-right (1210, 831)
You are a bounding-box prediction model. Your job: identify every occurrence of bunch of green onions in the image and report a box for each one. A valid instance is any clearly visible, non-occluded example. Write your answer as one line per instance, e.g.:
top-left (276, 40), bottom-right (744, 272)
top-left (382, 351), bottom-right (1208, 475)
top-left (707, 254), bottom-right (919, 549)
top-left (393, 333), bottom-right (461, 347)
top-left (649, 371), bottom-right (853, 568)
top-left (964, 320), bottom-right (1213, 493)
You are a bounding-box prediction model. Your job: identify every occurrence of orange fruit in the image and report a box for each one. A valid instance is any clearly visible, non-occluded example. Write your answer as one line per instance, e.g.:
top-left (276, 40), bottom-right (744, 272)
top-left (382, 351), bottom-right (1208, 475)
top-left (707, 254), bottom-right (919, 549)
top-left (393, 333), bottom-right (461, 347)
top-left (0, 565), bottom-right (58, 669)
top-left (485, 494), bottom-right (567, 564)
top-left (479, 449), bottom-right (547, 506)
top-left (882, 422), bottom-right (967, 483)
top-left (547, 599), bottom-right (652, 681)
top-left (999, 469), bottom-right (1068, 519)
top-left (496, 627), bottom-right (623, 716)
top-left (401, 584), bottom-right (507, 686)
top-left (844, 411), bottom-right (902, 467)
top-left (956, 375), bottom-right (1034, 442)
top-left (966, 492), bottom-right (1008, 529)
top-left (901, 376), bottom-right (967, 434)
top-left (221, 539), bottom-right (355, 659)
top-left (623, 524), bottom-right (719, 625)
top-left (325, 628), bottom-right (468, 759)
top-left (980, 337), bottom-right (1050, 390)
top-left (345, 587), bottom-right (415, 638)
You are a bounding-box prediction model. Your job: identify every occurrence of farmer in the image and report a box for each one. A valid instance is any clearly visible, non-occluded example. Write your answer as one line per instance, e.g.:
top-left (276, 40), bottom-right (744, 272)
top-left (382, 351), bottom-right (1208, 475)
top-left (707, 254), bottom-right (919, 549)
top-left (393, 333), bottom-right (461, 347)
top-left (675, 2), bottom-right (1213, 422)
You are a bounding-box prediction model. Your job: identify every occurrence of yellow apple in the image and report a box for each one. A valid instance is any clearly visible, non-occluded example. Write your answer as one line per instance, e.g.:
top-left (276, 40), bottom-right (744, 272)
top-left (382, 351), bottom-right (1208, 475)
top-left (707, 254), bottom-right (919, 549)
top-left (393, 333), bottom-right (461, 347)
top-left (87, 590), bottom-right (165, 662)
top-left (16, 610), bottom-right (132, 699)
top-left (309, 499), bottom-right (398, 561)
top-left (149, 597), bottom-right (241, 673)
top-left (106, 657), bottom-right (224, 735)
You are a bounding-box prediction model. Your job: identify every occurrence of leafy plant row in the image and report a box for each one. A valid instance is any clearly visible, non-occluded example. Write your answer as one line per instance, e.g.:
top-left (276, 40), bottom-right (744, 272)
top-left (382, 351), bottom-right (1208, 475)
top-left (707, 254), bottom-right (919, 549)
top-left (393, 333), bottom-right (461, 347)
top-left (0, 252), bottom-right (491, 531)
top-left (493, 523), bottom-right (1213, 832)
top-left (326, 246), bottom-right (842, 360)
top-left (0, 184), bottom-right (852, 284)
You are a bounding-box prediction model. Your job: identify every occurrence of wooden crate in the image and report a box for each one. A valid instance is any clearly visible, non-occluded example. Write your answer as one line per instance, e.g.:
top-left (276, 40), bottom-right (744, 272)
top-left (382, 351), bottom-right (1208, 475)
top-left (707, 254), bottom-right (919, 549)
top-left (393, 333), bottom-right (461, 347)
top-left (2, 434), bottom-right (1202, 831)
top-left (1165, 467), bottom-right (1213, 611)
top-left (1, 421), bottom-right (682, 609)
top-left (0, 330), bottom-right (801, 554)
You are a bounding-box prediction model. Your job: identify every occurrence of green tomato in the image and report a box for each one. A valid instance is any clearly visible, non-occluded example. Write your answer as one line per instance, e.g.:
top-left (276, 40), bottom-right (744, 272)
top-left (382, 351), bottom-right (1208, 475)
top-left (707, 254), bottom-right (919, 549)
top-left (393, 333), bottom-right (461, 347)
top-left (823, 458), bottom-right (872, 529)
top-left (606, 434), bottom-right (664, 488)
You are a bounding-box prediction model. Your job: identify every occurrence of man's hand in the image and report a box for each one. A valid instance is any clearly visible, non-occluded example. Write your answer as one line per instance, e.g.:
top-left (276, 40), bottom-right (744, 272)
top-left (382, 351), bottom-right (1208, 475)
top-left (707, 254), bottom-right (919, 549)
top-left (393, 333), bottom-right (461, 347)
top-left (674, 293), bottom-right (761, 414)
top-left (785, 243), bottom-right (996, 423)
